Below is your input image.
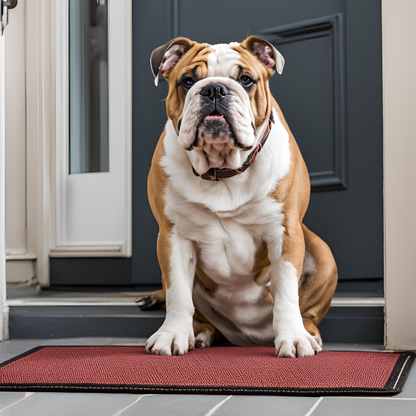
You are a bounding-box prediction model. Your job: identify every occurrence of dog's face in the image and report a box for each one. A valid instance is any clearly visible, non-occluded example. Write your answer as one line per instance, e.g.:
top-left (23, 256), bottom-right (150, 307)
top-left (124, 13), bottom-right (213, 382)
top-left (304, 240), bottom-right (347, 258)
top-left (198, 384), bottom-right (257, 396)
top-left (150, 37), bottom-right (284, 174)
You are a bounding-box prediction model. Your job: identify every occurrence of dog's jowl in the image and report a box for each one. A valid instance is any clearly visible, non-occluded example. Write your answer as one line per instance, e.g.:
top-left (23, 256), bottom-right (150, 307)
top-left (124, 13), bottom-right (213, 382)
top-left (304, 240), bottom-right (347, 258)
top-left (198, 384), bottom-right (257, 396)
top-left (136, 37), bottom-right (338, 358)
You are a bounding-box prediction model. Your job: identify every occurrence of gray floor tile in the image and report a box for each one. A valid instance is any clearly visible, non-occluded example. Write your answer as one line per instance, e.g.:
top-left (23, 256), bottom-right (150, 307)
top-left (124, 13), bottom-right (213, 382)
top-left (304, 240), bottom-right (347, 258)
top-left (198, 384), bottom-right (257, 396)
top-left (214, 395), bottom-right (320, 416)
top-left (323, 343), bottom-right (385, 351)
top-left (119, 394), bottom-right (230, 416)
top-left (37, 337), bottom-right (109, 346)
top-left (102, 337), bottom-right (147, 345)
top-left (0, 392), bottom-right (28, 411)
top-left (0, 338), bottom-right (110, 355)
top-left (0, 392), bottom-right (142, 416)
top-left (0, 340), bottom-right (40, 354)
top-left (313, 397), bottom-right (416, 416)
top-left (396, 362), bottom-right (416, 398)
top-left (0, 354), bottom-right (17, 363)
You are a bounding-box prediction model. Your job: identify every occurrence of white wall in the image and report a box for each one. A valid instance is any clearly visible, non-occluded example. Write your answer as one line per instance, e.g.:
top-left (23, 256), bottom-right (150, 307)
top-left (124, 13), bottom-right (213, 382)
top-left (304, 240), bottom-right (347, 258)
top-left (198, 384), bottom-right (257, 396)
top-left (383, 0), bottom-right (416, 349)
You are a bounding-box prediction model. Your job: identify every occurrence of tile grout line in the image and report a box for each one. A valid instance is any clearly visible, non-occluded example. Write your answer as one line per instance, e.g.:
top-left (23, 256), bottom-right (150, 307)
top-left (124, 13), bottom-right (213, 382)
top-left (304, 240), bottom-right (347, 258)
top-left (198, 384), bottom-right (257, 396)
top-left (0, 392), bottom-right (34, 414)
top-left (304, 396), bottom-right (324, 416)
top-left (203, 395), bottom-right (233, 416)
top-left (111, 394), bottom-right (155, 416)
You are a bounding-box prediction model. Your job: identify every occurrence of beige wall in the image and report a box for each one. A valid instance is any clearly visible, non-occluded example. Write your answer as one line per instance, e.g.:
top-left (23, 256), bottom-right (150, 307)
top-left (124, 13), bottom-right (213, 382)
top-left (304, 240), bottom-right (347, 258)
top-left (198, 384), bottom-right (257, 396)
top-left (383, 0), bottom-right (416, 349)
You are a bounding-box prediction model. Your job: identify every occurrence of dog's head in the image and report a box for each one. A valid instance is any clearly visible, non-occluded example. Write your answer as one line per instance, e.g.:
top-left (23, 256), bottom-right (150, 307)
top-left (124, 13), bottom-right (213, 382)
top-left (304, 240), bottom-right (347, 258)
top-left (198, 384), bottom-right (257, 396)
top-left (150, 37), bottom-right (284, 174)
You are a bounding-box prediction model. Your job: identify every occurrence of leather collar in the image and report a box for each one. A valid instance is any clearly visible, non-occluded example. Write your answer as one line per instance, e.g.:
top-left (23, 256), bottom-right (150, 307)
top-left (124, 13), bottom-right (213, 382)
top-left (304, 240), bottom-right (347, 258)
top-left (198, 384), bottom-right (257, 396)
top-left (192, 112), bottom-right (274, 181)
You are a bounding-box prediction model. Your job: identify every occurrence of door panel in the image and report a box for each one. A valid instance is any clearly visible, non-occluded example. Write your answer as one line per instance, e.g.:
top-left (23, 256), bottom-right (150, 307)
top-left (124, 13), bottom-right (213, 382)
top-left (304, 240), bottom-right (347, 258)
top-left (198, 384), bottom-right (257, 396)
top-left (264, 14), bottom-right (347, 191)
top-left (131, 0), bottom-right (383, 284)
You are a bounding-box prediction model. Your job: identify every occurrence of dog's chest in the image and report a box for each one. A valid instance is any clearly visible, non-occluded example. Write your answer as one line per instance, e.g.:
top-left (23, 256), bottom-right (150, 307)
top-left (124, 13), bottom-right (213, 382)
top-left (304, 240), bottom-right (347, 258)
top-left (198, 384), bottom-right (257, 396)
top-left (195, 214), bottom-right (260, 279)
top-left (168, 192), bottom-right (283, 284)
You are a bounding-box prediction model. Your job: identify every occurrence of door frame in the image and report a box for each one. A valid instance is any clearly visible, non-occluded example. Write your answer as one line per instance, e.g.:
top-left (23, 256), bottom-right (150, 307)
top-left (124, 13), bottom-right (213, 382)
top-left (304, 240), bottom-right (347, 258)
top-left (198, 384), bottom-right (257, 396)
top-left (383, 0), bottom-right (416, 350)
top-left (0, 0), bottom-right (415, 348)
top-left (0, 3), bottom-right (8, 341)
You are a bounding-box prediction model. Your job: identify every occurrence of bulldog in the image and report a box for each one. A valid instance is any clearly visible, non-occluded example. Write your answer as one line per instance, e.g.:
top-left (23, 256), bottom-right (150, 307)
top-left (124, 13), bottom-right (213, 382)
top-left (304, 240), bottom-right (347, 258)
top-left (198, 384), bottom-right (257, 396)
top-left (136, 36), bottom-right (338, 358)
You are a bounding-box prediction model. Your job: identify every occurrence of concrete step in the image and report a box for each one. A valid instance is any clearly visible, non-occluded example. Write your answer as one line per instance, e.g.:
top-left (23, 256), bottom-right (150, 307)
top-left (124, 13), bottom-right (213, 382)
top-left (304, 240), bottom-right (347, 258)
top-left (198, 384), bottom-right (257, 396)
top-left (9, 305), bottom-right (165, 339)
top-left (7, 291), bottom-right (384, 343)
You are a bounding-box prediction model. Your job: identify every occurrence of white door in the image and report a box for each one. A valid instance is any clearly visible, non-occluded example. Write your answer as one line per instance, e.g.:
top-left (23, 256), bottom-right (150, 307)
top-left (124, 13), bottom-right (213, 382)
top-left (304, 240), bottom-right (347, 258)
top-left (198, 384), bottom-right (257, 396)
top-left (51, 0), bottom-right (132, 259)
top-left (0, 0), bottom-right (18, 341)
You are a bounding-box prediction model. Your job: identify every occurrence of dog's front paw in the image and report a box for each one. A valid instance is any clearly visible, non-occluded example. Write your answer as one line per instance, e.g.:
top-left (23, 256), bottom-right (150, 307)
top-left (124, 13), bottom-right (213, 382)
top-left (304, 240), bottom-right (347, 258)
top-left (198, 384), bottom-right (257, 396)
top-left (145, 326), bottom-right (195, 356)
top-left (274, 329), bottom-right (322, 358)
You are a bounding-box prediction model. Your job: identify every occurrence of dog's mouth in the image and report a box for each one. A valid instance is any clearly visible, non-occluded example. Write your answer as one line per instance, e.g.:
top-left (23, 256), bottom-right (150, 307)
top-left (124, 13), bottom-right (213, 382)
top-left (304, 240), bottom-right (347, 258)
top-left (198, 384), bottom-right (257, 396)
top-left (185, 110), bottom-right (252, 153)
top-left (204, 110), bottom-right (226, 121)
top-left (184, 111), bottom-right (238, 169)
top-left (200, 110), bottom-right (233, 138)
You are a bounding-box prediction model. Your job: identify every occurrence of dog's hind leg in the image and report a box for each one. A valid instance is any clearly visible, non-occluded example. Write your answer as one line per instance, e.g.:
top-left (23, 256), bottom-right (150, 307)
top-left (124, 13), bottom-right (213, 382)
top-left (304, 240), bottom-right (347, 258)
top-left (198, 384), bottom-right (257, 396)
top-left (298, 224), bottom-right (338, 346)
top-left (193, 308), bottom-right (225, 348)
top-left (136, 285), bottom-right (166, 310)
top-left (194, 323), bottom-right (216, 348)
top-left (137, 138), bottom-right (169, 311)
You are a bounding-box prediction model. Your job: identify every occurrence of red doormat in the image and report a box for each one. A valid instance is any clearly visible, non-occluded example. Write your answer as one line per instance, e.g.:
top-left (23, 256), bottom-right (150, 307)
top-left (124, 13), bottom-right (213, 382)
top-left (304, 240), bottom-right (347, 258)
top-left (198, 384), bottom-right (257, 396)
top-left (0, 346), bottom-right (414, 396)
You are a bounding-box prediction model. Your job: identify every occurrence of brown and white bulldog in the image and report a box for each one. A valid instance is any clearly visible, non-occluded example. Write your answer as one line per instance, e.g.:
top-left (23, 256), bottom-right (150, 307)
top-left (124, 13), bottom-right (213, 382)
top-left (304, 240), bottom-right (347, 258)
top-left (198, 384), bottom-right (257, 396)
top-left (136, 36), bottom-right (338, 358)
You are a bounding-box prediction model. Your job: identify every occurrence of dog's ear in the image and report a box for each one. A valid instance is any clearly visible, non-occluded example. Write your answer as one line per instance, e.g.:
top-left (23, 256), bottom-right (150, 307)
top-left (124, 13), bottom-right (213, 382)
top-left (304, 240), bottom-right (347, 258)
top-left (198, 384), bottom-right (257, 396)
top-left (240, 36), bottom-right (284, 75)
top-left (150, 37), bottom-right (196, 86)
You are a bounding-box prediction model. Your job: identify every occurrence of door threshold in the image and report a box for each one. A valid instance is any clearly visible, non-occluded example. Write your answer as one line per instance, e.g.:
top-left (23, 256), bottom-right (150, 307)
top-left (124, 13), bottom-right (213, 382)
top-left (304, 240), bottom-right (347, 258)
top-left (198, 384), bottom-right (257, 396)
top-left (7, 293), bottom-right (385, 307)
top-left (7, 288), bottom-right (146, 306)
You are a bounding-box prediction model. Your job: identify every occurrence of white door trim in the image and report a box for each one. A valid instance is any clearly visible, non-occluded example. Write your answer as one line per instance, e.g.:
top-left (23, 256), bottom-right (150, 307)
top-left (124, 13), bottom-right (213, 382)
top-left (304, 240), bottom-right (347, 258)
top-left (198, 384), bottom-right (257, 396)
top-left (23, 0), bottom-right (132, 285)
top-left (383, 0), bottom-right (416, 350)
top-left (25, 0), bottom-right (54, 287)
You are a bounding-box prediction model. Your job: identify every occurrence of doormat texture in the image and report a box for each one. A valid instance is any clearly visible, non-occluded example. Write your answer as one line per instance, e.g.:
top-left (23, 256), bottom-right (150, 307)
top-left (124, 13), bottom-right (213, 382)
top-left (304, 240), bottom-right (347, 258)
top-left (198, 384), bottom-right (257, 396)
top-left (0, 346), bottom-right (414, 396)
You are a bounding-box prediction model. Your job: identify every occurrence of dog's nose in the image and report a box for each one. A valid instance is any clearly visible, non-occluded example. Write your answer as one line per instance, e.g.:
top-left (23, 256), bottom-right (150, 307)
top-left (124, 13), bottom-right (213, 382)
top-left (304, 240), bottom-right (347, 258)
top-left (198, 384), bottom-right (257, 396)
top-left (200, 83), bottom-right (229, 101)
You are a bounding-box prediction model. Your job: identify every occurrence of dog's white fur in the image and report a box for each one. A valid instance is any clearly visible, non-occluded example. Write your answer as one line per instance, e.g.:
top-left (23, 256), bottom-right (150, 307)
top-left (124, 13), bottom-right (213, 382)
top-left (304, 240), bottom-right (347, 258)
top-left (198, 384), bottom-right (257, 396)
top-left (145, 44), bottom-right (322, 357)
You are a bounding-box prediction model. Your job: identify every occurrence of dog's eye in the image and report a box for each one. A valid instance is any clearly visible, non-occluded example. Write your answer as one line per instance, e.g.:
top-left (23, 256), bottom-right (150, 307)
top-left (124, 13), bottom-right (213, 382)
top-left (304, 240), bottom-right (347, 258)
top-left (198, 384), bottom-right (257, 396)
top-left (182, 77), bottom-right (195, 89)
top-left (240, 75), bottom-right (254, 87)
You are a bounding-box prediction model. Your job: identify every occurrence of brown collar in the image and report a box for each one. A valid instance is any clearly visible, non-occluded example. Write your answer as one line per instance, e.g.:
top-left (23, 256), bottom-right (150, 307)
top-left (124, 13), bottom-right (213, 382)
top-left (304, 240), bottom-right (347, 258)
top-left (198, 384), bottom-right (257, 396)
top-left (192, 113), bottom-right (275, 181)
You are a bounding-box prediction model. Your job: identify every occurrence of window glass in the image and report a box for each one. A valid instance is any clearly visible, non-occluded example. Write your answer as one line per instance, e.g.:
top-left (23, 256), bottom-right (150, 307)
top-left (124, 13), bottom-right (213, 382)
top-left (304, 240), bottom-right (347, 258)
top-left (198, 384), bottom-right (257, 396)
top-left (69, 0), bottom-right (109, 174)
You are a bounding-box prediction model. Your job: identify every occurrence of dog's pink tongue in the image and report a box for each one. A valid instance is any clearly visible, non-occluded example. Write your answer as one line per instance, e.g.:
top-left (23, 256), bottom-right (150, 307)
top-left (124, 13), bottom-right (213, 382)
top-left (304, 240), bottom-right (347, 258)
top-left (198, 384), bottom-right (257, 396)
top-left (205, 114), bottom-right (225, 120)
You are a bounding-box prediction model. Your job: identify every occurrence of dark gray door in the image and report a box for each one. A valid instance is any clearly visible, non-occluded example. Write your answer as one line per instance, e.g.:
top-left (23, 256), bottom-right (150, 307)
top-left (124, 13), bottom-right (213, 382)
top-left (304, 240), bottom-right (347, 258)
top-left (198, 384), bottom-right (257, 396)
top-left (51, 0), bottom-right (383, 291)
top-left (132, 0), bottom-right (383, 288)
